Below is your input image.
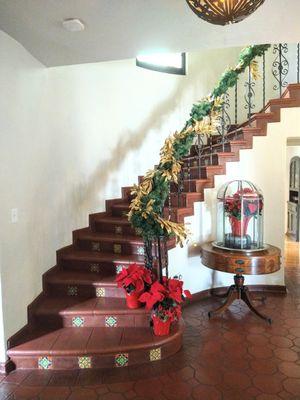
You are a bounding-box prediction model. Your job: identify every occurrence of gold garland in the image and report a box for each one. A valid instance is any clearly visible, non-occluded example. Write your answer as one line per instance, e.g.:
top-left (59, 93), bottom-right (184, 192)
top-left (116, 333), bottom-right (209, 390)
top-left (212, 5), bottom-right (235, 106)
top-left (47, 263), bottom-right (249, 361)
top-left (128, 99), bottom-right (222, 245)
top-left (128, 45), bottom-right (264, 246)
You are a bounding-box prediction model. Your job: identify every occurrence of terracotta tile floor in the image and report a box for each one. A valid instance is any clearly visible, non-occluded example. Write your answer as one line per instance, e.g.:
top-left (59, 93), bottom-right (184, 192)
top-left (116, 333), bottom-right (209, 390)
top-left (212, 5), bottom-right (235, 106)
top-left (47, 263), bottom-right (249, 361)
top-left (3, 240), bottom-right (300, 399)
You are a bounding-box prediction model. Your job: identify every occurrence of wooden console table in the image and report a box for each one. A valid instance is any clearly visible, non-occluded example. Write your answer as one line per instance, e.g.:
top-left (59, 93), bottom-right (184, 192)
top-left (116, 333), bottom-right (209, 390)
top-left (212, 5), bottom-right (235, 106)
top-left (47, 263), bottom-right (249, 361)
top-left (201, 242), bottom-right (281, 324)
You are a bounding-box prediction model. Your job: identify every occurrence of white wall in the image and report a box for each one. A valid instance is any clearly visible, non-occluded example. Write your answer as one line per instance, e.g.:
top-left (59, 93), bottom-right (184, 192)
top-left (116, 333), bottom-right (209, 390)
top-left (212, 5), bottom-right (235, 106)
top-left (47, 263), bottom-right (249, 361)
top-left (0, 31), bottom-right (48, 361)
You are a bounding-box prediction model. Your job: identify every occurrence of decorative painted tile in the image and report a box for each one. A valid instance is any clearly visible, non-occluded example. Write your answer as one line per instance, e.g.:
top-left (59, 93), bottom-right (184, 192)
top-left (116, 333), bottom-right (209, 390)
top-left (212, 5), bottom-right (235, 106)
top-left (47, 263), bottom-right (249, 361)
top-left (105, 316), bottom-right (117, 327)
top-left (115, 353), bottom-right (128, 367)
top-left (135, 228), bottom-right (142, 236)
top-left (137, 246), bottom-right (145, 256)
top-left (90, 263), bottom-right (100, 273)
top-left (115, 226), bottom-right (123, 235)
top-left (114, 244), bottom-right (122, 254)
top-left (72, 316), bottom-right (84, 327)
top-left (38, 356), bottom-right (52, 370)
top-left (91, 241), bottom-right (101, 252)
top-left (67, 285), bottom-right (78, 296)
top-left (78, 356), bottom-right (91, 369)
top-left (116, 264), bottom-right (125, 274)
top-left (96, 287), bottom-right (105, 298)
top-left (150, 348), bottom-right (161, 362)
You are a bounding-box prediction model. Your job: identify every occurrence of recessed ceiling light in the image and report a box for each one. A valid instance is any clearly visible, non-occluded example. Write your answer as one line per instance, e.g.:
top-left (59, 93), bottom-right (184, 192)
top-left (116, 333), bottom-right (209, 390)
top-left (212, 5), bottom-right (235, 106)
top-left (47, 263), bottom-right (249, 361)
top-left (62, 18), bottom-right (85, 32)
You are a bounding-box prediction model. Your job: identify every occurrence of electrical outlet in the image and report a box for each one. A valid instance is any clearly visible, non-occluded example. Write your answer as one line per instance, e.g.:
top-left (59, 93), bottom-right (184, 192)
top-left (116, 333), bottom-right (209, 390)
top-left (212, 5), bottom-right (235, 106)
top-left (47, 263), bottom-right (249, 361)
top-left (11, 208), bottom-right (18, 223)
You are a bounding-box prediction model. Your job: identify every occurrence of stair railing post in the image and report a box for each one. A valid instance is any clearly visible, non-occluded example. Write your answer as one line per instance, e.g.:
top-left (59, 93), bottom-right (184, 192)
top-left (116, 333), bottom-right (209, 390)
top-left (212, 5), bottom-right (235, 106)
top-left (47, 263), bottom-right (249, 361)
top-left (217, 91), bottom-right (231, 149)
top-left (262, 50), bottom-right (266, 109)
top-left (234, 82), bottom-right (238, 125)
top-left (297, 43), bottom-right (300, 84)
top-left (168, 182), bottom-right (172, 220)
top-left (177, 169), bottom-right (184, 208)
top-left (143, 238), bottom-right (153, 270)
top-left (156, 235), bottom-right (168, 283)
top-left (244, 65), bottom-right (255, 126)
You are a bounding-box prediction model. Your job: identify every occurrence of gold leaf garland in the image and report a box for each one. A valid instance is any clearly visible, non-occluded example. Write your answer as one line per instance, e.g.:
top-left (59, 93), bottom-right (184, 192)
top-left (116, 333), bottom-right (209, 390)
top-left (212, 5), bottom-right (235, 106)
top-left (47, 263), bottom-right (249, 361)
top-left (250, 60), bottom-right (260, 80)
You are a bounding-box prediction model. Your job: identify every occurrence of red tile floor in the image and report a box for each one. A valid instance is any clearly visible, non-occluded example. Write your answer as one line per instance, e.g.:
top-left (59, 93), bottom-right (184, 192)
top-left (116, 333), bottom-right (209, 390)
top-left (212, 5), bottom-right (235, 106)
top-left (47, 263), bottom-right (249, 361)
top-left (2, 240), bottom-right (300, 399)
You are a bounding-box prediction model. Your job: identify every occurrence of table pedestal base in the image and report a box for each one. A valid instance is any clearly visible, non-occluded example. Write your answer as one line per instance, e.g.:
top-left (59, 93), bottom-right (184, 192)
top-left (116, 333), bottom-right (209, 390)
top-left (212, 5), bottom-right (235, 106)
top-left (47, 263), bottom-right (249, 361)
top-left (208, 274), bottom-right (272, 324)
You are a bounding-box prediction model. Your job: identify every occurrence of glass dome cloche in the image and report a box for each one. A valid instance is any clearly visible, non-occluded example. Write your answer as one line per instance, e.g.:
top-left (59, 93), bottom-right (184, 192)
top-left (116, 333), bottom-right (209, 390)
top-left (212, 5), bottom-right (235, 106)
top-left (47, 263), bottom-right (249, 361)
top-left (213, 180), bottom-right (265, 252)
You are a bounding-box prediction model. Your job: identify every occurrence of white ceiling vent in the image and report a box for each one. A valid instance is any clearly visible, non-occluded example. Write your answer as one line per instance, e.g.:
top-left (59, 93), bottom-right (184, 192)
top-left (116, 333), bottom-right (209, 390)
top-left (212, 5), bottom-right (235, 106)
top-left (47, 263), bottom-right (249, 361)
top-left (62, 18), bottom-right (85, 32)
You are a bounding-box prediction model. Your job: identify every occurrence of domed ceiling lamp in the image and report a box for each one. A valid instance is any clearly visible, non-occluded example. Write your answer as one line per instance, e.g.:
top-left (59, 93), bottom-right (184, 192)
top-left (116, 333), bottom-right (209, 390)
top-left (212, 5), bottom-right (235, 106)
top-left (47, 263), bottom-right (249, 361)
top-left (186, 0), bottom-right (265, 26)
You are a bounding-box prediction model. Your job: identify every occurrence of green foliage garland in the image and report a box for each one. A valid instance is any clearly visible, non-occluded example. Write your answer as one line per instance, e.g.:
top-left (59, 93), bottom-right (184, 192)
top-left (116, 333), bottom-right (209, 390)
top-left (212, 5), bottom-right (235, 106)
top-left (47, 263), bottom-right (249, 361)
top-left (128, 44), bottom-right (271, 244)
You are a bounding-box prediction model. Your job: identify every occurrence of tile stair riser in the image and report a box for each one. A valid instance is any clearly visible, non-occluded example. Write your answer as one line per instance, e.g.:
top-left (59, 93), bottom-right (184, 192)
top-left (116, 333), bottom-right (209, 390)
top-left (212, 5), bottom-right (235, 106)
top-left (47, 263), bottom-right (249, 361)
top-left (9, 334), bottom-right (182, 370)
top-left (45, 283), bottom-right (125, 298)
top-left (182, 168), bottom-right (207, 180)
top-left (35, 313), bottom-right (150, 329)
top-left (75, 238), bottom-right (144, 256)
top-left (92, 222), bottom-right (136, 236)
top-left (169, 193), bottom-right (203, 208)
top-left (60, 259), bottom-right (143, 274)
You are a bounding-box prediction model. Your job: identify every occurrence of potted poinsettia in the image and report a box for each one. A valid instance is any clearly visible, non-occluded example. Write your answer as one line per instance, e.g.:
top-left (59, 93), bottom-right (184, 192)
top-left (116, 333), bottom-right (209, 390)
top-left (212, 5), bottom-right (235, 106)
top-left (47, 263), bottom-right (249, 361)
top-left (139, 276), bottom-right (191, 336)
top-left (116, 263), bottom-right (152, 309)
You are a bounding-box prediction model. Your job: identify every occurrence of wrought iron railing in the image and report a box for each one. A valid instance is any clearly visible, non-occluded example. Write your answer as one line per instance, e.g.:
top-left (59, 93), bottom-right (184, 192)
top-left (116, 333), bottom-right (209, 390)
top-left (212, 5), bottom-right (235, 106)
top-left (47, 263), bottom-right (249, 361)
top-left (143, 42), bottom-right (300, 280)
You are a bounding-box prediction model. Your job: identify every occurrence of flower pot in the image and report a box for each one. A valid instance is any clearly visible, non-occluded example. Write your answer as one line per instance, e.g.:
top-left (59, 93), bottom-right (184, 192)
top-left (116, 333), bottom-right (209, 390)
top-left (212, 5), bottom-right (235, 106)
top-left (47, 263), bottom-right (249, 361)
top-left (126, 291), bottom-right (142, 309)
top-left (152, 316), bottom-right (171, 336)
top-left (229, 216), bottom-right (251, 236)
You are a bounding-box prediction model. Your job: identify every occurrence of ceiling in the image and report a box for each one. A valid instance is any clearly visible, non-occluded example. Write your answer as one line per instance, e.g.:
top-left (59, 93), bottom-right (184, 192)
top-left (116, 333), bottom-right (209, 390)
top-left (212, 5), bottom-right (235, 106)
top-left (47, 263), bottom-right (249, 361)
top-left (0, 0), bottom-right (300, 67)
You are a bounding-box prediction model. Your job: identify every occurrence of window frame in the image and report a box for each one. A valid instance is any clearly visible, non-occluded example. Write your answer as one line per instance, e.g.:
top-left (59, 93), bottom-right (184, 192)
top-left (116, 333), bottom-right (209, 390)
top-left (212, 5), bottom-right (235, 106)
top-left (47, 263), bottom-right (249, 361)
top-left (136, 53), bottom-right (186, 75)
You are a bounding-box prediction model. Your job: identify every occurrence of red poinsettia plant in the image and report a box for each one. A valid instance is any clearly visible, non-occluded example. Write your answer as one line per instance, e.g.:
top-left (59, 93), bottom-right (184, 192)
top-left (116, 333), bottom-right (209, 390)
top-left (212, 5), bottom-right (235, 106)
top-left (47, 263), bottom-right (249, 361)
top-left (224, 188), bottom-right (263, 220)
top-left (139, 276), bottom-right (192, 323)
top-left (116, 263), bottom-right (152, 295)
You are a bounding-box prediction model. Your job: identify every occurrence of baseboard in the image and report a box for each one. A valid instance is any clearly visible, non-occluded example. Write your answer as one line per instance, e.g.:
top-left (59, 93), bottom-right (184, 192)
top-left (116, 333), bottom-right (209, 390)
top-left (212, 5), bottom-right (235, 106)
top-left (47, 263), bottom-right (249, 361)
top-left (0, 359), bottom-right (15, 375)
top-left (186, 284), bottom-right (287, 305)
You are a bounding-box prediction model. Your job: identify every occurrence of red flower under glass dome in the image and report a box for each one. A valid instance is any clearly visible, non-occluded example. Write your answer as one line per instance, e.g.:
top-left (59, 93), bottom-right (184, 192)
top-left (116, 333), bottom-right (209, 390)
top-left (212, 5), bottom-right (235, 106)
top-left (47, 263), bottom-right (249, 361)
top-left (214, 180), bottom-right (265, 251)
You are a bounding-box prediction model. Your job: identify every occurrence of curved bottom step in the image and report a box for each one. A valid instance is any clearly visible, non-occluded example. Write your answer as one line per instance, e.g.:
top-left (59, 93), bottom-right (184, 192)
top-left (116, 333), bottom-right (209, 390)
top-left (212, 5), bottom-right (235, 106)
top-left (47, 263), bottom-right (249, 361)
top-left (8, 321), bottom-right (184, 370)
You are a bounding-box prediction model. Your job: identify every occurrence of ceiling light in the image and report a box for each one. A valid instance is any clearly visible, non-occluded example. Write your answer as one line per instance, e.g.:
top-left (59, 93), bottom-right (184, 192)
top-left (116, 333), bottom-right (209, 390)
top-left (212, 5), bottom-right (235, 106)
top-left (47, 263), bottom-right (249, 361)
top-left (62, 18), bottom-right (85, 32)
top-left (186, 0), bottom-right (265, 26)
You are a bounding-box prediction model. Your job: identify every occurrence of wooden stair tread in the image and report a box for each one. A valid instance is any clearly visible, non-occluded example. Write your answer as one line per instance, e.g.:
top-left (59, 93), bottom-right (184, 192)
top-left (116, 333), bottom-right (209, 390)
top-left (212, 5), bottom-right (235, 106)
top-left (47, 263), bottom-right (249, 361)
top-left (46, 270), bottom-right (119, 286)
top-left (34, 296), bottom-right (149, 316)
top-left (74, 228), bottom-right (143, 243)
top-left (8, 323), bottom-right (183, 356)
top-left (60, 248), bottom-right (145, 263)
top-left (92, 215), bottom-right (131, 225)
top-left (111, 203), bottom-right (130, 209)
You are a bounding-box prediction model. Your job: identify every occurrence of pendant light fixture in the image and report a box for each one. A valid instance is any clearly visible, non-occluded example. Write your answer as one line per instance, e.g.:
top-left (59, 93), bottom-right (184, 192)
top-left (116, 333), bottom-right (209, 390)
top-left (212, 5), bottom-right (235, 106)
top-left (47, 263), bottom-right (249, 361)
top-left (186, 0), bottom-right (265, 26)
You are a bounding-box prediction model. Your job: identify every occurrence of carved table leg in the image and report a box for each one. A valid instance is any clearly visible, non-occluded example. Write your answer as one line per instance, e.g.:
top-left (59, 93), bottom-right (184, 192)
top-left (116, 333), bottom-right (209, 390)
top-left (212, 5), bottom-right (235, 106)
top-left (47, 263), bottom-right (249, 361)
top-left (241, 287), bottom-right (272, 324)
top-left (208, 285), bottom-right (237, 319)
top-left (208, 273), bottom-right (272, 324)
top-left (210, 286), bottom-right (231, 299)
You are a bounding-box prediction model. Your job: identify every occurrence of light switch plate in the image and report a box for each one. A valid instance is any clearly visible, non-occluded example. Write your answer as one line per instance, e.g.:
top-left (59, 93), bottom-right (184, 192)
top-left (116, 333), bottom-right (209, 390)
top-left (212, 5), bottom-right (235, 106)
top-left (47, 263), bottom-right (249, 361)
top-left (11, 208), bottom-right (18, 223)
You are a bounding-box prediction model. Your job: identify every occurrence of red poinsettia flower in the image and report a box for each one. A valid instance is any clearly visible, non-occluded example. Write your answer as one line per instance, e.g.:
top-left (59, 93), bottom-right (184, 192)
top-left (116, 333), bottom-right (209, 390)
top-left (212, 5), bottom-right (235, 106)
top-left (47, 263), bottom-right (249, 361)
top-left (139, 280), bottom-right (167, 309)
top-left (139, 275), bottom-right (192, 322)
top-left (116, 263), bottom-right (152, 294)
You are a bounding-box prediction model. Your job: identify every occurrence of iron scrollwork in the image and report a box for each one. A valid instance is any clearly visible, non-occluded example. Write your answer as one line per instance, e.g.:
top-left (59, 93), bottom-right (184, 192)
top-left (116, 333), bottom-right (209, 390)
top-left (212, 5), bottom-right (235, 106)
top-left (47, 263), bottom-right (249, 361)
top-left (272, 43), bottom-right (289, 96)
top-left (216, 91), bottom-right (231, 151)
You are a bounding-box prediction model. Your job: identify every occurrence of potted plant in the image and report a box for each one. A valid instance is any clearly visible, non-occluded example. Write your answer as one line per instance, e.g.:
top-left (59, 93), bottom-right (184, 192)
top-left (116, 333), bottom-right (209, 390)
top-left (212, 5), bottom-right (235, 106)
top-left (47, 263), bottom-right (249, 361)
top-left (224, 188), bottom-right (263, 237)
top-left (116, 263), bottom-right (152, 309)
top-left (139, 276), bottom-right (191, 336)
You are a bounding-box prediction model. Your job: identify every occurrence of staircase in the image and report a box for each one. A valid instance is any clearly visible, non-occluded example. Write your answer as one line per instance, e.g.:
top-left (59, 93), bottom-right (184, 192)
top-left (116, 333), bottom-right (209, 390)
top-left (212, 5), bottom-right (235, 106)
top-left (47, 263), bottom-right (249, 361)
top-left (6, 84), bottom-right (300, 372)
